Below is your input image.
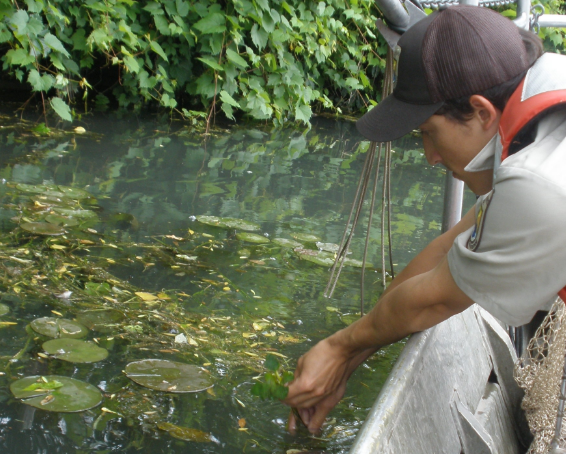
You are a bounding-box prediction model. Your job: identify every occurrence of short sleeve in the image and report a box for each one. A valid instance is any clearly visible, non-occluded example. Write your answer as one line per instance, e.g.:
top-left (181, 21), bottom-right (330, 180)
top-left (448, 167), bottom-right (566, 326)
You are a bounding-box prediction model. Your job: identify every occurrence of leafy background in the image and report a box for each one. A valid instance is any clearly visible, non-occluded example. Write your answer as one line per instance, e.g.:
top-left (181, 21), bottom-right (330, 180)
top-left (0, 0), bottom-right (387, 124)
top-left (1, 0), bottom-right (565, 125)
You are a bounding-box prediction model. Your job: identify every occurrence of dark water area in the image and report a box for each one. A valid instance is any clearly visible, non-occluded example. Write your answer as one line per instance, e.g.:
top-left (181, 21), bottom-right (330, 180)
top-left (0, 112), bottom-right (474, 453)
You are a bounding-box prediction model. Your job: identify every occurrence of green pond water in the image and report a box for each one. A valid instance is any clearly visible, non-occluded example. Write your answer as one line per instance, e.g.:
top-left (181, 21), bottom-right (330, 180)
top-left (0, 113), bottom-right (474, 453)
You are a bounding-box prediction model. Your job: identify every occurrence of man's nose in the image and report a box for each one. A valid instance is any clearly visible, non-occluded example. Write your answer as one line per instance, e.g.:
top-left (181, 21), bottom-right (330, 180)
top-left (424, 147), bottom-right (442, 166)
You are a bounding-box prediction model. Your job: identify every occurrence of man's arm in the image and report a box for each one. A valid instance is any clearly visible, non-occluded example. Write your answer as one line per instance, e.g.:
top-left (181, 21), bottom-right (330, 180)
top-left (283, 207), bottom-right (476, 431)
top-left (381, 206), bottom-right (475, 297)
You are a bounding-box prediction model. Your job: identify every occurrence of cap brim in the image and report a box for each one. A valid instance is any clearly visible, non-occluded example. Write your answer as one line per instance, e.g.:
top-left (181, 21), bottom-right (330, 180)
top-left (356, 94), bottom-right (444, 142)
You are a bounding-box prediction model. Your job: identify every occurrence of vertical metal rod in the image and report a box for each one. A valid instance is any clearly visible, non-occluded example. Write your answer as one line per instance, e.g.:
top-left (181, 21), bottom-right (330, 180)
top-left (441, 172), bottom-right (464, 233)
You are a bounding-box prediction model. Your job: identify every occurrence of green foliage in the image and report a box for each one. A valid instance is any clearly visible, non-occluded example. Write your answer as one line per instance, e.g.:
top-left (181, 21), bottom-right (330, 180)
top-left (500, 0), bottom-right (566, 54)
top-left (0, 0), bottom-right (387, 124)
top-left (537, 0), bottom-right (566, 54)
top-left (251, 354), bottom-right (294, 400)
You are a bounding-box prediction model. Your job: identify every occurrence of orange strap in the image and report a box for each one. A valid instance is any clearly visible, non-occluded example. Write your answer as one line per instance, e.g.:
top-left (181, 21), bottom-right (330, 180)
top-left (499, 80), bottom-right (566, 160)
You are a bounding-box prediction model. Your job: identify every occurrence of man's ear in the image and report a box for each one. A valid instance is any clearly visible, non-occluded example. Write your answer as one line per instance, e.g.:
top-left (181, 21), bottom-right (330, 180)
top-left (469, 95), bottom-right (501, 131)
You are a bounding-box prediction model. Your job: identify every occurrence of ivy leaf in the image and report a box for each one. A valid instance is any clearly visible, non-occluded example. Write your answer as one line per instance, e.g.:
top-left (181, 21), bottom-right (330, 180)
top-left (193, 12), bottom-right (226, 34)
top-left (150, 41), bottom-right (168, 61)
top-left (176, 0), bottom-right (189, 17)
top-left (264, 354), bottom-right (280, 371)
top-left (6, 48), bottom-right (35, 66)
top-left (219, 90), bottom-right (240, 108)
top-left (28, 70), bottom-right (54, 92)
top-left (250, 24), bottom-right (268, 50)
top-left (123, 55), bottom-right (140, 73)
top-left (255, 0), bottom-right (269, 11)
top-left (221, 102), bottom-right (235, 121)
top-left (10, 10), bottom-right (29, 34)
top-left (44, 33), bottom-right (70, 57)
top-left (295, 104), bottom-right (312, 123)
top-left (50, 97), bottom-right (72, 122)
top-left (225, 49), bottom-right (248, 68)
top-left (197, 57), bottom-right (223, 71)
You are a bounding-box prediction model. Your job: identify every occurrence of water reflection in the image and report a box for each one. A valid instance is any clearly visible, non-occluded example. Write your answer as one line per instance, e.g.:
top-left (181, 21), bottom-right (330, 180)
top-left (0, 114), bottom-right (473, 453)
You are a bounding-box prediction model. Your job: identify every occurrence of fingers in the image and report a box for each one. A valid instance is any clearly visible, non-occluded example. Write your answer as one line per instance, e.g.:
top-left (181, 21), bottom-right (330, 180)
top-left (307, 405), bottom-right (331, 433)
top-left (287, 409), bottom-right (297, 435)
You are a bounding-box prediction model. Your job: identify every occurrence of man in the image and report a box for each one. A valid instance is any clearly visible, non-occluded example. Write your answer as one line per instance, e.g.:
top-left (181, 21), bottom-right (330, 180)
top-left (284, 5), bottom-right (566, 434)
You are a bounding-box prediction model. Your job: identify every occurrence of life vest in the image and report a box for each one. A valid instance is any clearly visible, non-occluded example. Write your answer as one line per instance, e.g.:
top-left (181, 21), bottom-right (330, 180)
top-left (498, 53), bottom-right (566, 301)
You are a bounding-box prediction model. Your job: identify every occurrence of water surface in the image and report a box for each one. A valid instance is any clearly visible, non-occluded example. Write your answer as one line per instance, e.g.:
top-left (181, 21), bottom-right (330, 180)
top-left (0, 114), bottom-right (472, 453)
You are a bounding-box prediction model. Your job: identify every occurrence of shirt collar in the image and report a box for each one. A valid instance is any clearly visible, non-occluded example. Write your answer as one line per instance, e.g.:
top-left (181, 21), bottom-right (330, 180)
top-left (463, 133), bottom-right (499, 173)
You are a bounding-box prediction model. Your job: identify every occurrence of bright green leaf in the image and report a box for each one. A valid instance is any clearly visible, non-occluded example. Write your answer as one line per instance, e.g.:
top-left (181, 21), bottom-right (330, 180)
top-left (193, 12), bottom-right (226, 34)
top-left (50, 97), bottom-right (72, 122)
top-left (44, 33), bottom-right (70, 57)
top-left (150, 41), bottom-right (169, 61)
top-left (225, 49), bottom-right (248, 68)
top-left (197, 57), bottom-right (223, 71)
top-left (219, 90), bottom-right (240, 108)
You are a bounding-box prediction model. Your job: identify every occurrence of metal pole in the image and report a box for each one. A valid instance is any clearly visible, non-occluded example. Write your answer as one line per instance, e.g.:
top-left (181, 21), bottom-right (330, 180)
top-left (374, 0), bottom-right (410, 30)
top-left (441, 172), bottom-right (464, 233)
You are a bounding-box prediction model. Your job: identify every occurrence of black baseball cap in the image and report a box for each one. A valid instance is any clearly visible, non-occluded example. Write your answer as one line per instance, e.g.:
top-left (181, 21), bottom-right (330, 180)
top-left (356, 5), bottom-right (531, 142)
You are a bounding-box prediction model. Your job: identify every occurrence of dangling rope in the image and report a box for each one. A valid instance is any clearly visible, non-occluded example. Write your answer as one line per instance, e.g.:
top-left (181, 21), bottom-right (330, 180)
top-left (325, 47), bottom-right (396, 316)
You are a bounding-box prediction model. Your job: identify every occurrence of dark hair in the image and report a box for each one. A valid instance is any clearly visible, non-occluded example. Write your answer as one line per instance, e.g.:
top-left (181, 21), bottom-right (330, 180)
top-left (435, 28), bottom-right (544, 122)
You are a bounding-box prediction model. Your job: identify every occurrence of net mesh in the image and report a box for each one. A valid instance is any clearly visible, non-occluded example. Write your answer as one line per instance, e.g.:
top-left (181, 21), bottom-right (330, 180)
top-left (515, 297), bottom-right (566, 453)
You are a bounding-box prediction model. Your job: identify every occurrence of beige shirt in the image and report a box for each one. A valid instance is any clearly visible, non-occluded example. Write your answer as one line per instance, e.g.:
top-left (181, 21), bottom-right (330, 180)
top-left (448, 109), bottom-right (566, 326)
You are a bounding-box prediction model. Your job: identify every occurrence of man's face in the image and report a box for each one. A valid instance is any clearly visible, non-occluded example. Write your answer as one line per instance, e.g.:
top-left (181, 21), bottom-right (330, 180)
top-left (419, 113), bottom-right (496, 195)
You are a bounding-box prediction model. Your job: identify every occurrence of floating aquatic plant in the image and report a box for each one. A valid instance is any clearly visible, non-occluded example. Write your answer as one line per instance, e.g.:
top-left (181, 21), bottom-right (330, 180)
top-left (11, 375), bottom-right (103, 412)
top-left (125, 359), bottom-right (214, 393)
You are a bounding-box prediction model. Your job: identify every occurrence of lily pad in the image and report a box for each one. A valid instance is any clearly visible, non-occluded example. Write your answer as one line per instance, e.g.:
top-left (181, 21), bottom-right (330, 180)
top-left (236, 232), bottom-right (270, 244)
top-left (125, 359), bottom-right (214, 393)
top-left (45, 214), bottom-right (80, 227)
top-left (43, 189), bottom-right (66, 198)
top-left (343, 258), bottom-right (369, 268)
top-left (195, 215), bottom-right (221, 227)
top-left (11, 375), bottom-right (102, 413)
top-left (43, 338), bottom-right (109, 363)
top-left (30, 317), bottom-right (88, 339)
top-left (16, 183), bottom-right (58, 194)
top-left (272, 238), bottom-right (303, 248)
top-left (76, 309), bottom-right (125, 333)
top-left (57, 186), bottom-right (90, 199)
top-left (316, 242), bottom-right (340, 253)
top-left (31, 195), bottom-right (73, 206)
top-left (20, 222), bottom-right (66, 236)
top-left (291, 233), bottom-right (321, 243)
top-left (196, 215), bottom-right (260, 232)
top-left (157, 422), bottom-right (216, 443)
top-left (0, 303), bottom-right (9, 316)
top-left (218, 217), bottom-right (260, 231)
top-left (298, 253), bottom-right (335, 267)
top-left (53, 208), bottom-right (98, 219)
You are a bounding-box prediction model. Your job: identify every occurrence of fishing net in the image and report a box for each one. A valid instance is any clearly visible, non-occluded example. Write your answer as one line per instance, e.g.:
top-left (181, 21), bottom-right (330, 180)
top-left (515, 297), bottom-right (566, 453)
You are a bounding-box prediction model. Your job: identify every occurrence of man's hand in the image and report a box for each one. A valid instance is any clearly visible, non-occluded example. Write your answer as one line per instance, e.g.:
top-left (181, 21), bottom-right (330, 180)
top-left (283, 337), bottom-right (375, 433)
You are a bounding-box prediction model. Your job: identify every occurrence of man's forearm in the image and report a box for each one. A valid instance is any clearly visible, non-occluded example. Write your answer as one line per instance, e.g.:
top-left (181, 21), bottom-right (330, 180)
top-left (329, 256), bottom-right (475, 356)
top-left (381, 206), bottom-right (475, 298)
